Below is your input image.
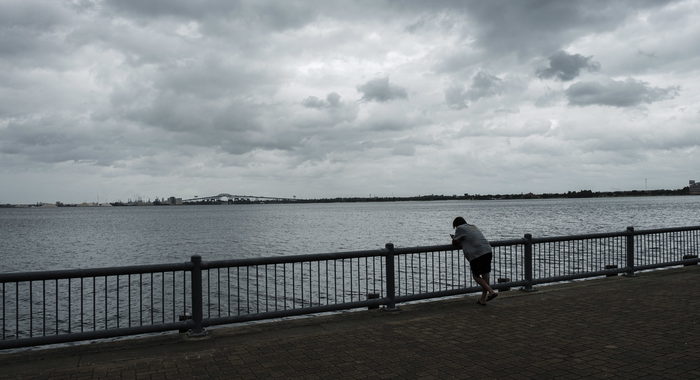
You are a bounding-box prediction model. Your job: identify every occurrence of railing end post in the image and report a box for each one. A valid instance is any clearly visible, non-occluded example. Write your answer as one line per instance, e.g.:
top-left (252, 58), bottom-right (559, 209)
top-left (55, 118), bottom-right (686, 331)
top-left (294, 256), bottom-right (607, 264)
top-left (384, 243), bottom-right (397, 310)
top-left (522, 233), bottom-right (535, 292)
top-left (189, 254), bottom-right (207, 336)
top-left (625, 226), bottom-right (636, 277)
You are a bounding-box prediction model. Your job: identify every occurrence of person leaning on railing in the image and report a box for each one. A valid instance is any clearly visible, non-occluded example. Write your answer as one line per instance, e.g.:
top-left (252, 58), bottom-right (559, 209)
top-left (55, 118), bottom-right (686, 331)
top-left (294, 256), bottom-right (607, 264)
top-left (451, 216), bottom-right (498, 306)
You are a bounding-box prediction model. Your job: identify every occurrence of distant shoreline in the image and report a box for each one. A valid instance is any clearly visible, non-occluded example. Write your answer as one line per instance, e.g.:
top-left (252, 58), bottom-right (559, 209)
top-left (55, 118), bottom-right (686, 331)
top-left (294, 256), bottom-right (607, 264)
top-left (1, 187), bottom-right (694, 208)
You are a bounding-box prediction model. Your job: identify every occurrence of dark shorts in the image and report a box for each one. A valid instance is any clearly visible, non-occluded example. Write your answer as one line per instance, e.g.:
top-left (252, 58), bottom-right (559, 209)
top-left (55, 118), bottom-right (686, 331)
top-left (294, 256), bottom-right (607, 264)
top-left (469, 252), bottom-right (492, 276)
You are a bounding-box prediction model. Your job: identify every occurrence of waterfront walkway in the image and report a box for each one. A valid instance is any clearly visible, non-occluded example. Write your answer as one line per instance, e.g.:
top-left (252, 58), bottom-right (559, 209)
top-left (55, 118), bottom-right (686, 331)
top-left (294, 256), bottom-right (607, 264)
top-left (1, 266), bottom-right (698, 379)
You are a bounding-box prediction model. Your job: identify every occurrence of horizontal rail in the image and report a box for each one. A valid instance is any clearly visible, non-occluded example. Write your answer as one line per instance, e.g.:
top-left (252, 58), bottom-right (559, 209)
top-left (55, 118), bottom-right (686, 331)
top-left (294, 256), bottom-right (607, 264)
top-left (0, 321), bottom-right (190, 350)
top-left (203, 248), bottom-right (388, 269)
top-left (0, 263), bottom-right (192, 283)
top-left (633, 225), bottom-right (700, 235)
top-left (204, 298), bottom-right (386, 327)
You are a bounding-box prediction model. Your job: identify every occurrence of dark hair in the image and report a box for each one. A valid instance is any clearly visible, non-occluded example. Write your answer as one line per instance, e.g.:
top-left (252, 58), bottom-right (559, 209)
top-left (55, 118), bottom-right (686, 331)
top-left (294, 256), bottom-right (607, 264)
top-left (452, 217), bottom-right (467, 228)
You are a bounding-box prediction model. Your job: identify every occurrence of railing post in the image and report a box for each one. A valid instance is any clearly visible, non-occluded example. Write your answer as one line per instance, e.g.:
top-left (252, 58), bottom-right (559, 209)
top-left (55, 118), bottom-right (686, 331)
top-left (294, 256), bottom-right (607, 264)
top-left (625, 226), bottom-right (636, 277)
top-left (189, 255), bottom-right (207, 336)
top-left (384, 243), bottom-right (397, 310)
top-left (523, 234), bottom-right (534, 291)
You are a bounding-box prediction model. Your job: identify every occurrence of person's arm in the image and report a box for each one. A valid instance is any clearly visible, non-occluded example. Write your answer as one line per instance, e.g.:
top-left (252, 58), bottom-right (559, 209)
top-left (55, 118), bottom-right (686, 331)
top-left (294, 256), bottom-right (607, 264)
top-left (451, 234), bottom-right (460, 247)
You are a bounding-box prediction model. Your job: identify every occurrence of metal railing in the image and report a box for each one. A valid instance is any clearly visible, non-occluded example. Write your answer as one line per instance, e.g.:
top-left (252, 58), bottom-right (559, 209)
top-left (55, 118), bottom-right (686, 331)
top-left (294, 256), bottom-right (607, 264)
top-left (2, 225), bottom-right (698, 349)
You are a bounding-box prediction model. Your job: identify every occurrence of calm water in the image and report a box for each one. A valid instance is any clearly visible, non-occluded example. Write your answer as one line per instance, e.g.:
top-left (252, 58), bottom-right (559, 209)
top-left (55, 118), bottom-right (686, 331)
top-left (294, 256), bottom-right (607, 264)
top-left (1, 196), bottom-right (699, 272)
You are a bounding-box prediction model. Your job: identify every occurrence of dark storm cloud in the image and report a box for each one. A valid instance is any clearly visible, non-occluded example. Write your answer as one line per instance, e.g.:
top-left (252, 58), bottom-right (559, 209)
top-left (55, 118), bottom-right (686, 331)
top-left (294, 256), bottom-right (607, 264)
top-left (537, 51), bottom-right (601, 81)
top-left (357, 77), bottom-right (408, 103)
top-left (565, 78), bottom-right (679, 107)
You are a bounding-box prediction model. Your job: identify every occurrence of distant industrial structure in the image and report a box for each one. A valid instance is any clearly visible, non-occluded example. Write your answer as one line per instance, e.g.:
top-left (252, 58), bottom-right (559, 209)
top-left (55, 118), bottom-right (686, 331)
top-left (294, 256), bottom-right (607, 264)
top-left (690, 180), bottom-right (700, 195)
top-left (181, 193), bottom-right (296, 204)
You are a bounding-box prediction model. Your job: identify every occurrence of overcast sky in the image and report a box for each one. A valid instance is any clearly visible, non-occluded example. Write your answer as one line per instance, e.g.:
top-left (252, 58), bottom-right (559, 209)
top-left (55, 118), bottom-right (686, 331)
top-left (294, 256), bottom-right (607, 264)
top-left (1, 0), bottom-right (699, 203)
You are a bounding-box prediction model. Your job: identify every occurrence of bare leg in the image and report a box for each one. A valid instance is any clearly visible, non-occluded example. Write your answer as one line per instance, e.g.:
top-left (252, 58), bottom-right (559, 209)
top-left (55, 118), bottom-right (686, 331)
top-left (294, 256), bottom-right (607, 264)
top-left (474, 274), bottom-right (496, 303)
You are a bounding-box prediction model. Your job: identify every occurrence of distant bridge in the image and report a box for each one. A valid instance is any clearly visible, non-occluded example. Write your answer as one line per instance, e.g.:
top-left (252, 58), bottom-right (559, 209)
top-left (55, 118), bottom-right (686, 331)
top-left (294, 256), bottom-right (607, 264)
top-left (181, 193), bottom-right (297, 203)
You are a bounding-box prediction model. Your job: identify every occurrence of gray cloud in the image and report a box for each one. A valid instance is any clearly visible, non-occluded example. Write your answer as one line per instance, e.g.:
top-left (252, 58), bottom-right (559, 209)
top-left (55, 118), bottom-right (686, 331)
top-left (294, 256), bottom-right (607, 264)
top-left (467, 71), bottom-right (503, 101)
top-left (566, 78), bottom-right (679, 107)
top-left (357, 77), bottom-right (408, 103)
top-left (0, 115), bottom-right (136, 166)
top-left (302, 92), bottom-right (342, 109)
top-left (459, 0), bottom-right (673, 58)
top-left (537, 51), bottom-right (601, 81)
top-left (444, 71), bottom-right (504, 109)
top-left (0, 1), bottom-right (74, 67)
top-left (444, 85), bottom-right (468, 110)
top-left (102, 0), bottom-right (319, 31)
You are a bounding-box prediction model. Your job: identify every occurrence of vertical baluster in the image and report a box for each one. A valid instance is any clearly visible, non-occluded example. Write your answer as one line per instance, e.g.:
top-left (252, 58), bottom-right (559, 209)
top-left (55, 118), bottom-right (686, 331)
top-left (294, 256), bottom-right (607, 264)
top-left (410, 254), bottom-right (415, 295)
top-left (116, 276), bottom-right (120, 329)
top-left (364, 257), bottom-right (368, 302)
top-left (455, 250), bottom-right (459, 289)
top-left (348, 259), bottom-right (352, 302)
top-left (404, 254), bottom-right (408, 295)
top-left (170, 272), bottom-right (174, 322)
top-left (227, 267), bottom-right (231, 316)
top-left (29, 281), bottom-right (33, 338)
top-left (273, 264), bottom-right (278, 311)
top-left (418, 253), bottom-right (423, 294)
top-left (266, 265), bottom-right (270, 313)
top-left (104, 276), bottom-right (108, 330)
top-left (79, 278), bottom-right (83, 333)
top-left (139, 273), bottom-right (143, 326)
top-left (356, 258), bottom-right (360, 302)
top-left (93, 277), bottom-right (96, 331)
top-left (309, 261), bottom-right (313, 306)
top-left (207, 269), bottom-right (211, 319)
top-left (161, 272), bottom-right (164, 324)
top-left (127, 275), bottom-right (131, 328)
top-left (15, 282), bottom-right (19, 339)
top-left (67, 278), bottom-right (72, 333)
top-left (42, 280), bottom-right (46, 336)
top-left (278, 264), bottom-right (283, 311)
top-left (54, 279), bottom-right (59, 335)
top-left (2, 282), bottom-right (4, 340)
top-left (237, 267), bottom-right (241, 315)
top-left (380, 255), bottom-right (384, 297)
top-left (318, 261), bottom-right (322, 308)
top-left (150, 273), bottom-right (153, 325)
top-left (217, 268), bottom-right (221, 318)
top-left (325, 261), bottom-right (329, 306)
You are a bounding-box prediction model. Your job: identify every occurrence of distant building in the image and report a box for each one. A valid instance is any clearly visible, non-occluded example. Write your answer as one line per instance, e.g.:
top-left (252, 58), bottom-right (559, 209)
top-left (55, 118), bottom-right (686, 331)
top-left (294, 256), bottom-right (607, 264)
top-left (690, 180), bottom-right (700, 195)
top-left (168, 197), bottom-right (183, 205)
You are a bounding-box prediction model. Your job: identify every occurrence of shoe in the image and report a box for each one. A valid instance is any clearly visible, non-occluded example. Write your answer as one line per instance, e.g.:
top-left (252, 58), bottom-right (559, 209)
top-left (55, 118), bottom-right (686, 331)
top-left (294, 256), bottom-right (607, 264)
top-left (487, 293), bottom-right (498, 302)
top-left (476, 300), bottom-right (487, 306)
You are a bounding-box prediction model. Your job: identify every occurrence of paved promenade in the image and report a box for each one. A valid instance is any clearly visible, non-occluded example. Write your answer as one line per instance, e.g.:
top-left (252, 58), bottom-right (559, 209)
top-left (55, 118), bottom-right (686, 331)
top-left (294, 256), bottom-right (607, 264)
top-left (1, 266), bottom-right (699, 379)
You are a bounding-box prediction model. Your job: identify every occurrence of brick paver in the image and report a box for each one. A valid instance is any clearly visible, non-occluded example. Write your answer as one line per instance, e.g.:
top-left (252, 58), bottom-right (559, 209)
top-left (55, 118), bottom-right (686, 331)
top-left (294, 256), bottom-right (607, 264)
top-left (1, 266), bottom-right (698, 379)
